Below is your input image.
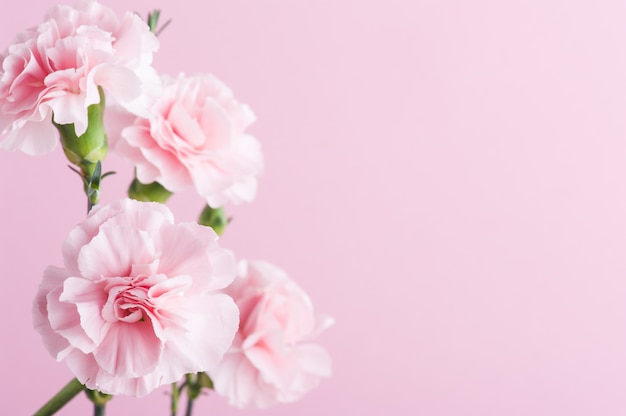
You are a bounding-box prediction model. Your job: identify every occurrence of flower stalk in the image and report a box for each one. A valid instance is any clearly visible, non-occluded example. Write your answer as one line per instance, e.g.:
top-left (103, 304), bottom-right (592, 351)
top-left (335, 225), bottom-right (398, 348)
top-left (33, 378), bottom-right (85, 416)
top-left (171, 382), bottom-right (181, 416)
top-left (180, 372), bottom-right (214, 416)
top-left (86, 389), bottom-right (112, 416)
top-left (184, 373), bottom-right (200, 416)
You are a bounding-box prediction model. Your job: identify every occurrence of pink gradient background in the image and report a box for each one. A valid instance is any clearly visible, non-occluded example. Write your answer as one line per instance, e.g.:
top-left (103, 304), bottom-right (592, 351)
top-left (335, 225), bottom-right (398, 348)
top-left (2, 0), bottom-right (626, 414)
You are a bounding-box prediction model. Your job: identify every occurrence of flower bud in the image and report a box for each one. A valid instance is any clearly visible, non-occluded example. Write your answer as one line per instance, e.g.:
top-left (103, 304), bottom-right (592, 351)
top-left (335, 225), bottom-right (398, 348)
top-left (128, 178), bottom-right (173, 203)
top-left (198, 205), bottom-right (228, 235)
top-left (54, 87), bottom-right (108, 176)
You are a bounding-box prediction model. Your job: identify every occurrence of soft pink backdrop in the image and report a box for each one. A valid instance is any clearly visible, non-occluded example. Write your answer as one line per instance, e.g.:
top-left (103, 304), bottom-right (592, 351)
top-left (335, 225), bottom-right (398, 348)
top-left (2, 0), bottom-right (626, 414)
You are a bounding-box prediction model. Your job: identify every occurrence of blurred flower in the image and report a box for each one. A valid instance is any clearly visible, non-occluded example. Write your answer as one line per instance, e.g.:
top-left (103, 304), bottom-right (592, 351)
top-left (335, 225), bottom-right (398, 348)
top-left (113, 73), bottom-right (263, 208)
top-left (0, 0), bottom-right (160, 155)
top-left (211, 260), bottom-right (333, 408)
top-left (33, 198), bottom-right (239, 397)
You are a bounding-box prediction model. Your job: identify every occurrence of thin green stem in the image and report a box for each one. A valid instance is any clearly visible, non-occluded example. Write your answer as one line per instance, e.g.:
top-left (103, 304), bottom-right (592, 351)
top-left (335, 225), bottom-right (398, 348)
top-left (185, 397), bottom-right (194, 416)
top-left (171, 382), bottom-right (180, 416)
top-left (34, 378), bottom-right (85, 416)
top-left (94, 404), bottom-right (105, 416)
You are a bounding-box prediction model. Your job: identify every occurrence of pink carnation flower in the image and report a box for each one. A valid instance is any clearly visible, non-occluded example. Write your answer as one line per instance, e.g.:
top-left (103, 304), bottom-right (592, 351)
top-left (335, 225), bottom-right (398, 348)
top-left (0, 0), bottom-right (160, 155)
top-left (113, 73), bottom-right (263, 208)
top-left (33, 199), bottom-right (239, 397)
top-left (211, 260), bottom-right (333, 408)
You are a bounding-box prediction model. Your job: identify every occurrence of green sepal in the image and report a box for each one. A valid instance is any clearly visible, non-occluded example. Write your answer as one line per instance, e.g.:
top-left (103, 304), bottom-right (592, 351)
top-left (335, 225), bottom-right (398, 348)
top-left (185, 373), bottom-right (202, 400)
top-left (54, 87), bottom-right (108, 174)
top-left (197, 372), bottom-right (214, 390)
top-left (85, 389), bottom-right (112, 406)
top-left (147, 9), bottom-right (160, 32)
top-left (146, 9), bottom-right (171, 36)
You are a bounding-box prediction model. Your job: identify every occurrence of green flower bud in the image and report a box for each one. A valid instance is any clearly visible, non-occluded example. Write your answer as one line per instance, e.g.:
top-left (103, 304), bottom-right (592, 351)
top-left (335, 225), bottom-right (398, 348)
top-left (54, 87), bottom-right (108, 177)
top-left (198, 205), bottom-right (228, 235)
top-left (128, 178), bottom-right (173, 203)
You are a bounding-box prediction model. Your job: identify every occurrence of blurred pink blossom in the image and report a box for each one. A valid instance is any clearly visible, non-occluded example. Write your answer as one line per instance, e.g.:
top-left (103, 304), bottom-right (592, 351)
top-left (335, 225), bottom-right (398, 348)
top-left (33, 198), bottom-right (239, 397)
top-left (211, 260), bottom-right (333, 408)
top-left (0, 0), bottom-right (160, 155)
top-left (113, 73), bottom-right (263, 208)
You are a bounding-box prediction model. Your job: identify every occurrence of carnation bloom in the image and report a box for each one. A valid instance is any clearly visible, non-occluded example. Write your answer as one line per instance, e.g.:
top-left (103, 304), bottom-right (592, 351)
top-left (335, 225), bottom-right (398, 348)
top-left (211, 260), bottom-right (333, 408)
top-left (0, 0), bottom-right (160, 155)
top-left (33, 198), bottom-right (239, 397)
top-left (113, 73), bottom-right (263, 208)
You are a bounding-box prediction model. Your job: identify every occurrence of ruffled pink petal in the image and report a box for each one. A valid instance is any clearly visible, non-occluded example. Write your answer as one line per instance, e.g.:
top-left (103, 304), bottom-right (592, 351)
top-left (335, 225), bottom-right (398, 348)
top-left (48, 91), bottom-right (89, 135)
top-left (92, 366), bottom-right (165, 397)
top-left (77, 224), bottom-right (156, 279)
top-left (93, 321), bottom-right (163, 378)
top-left (212, 352), bottom-right (279, 408)
top-left (59, 277), bottom-right (108, 348)
top-left (108, 198), bottom-right (174, 230)
top-left (0, 116), bottom-right (57, 155)
top-left (154, 224), bottom-right (217, 290)
top-left (294, 344), bottom-right (333, 378)
top-left (275, 345), bottom-right (332, 403)
top-left (64, 348), bottom-right (101, 388)
top-left (147, 274), bottom-right (191, 299)
top-left (160, 293), bottom-right (238, 376)
top-left (65, 348), bottom-right (166, 397)
top-left (33, 266), bottom-right (73, 360)
top-left (63, 199), bottom-right (172, 276)
top-left (160, 221), bottom-right (236, 291)
top-left (113, 13), bottom-right (159, 65)
top-left (90, 63), bottom-right (142, 112)
top-left (136, 146), bottom-right (190, 192)
top-left (169, 102), bottom-right (208, 148)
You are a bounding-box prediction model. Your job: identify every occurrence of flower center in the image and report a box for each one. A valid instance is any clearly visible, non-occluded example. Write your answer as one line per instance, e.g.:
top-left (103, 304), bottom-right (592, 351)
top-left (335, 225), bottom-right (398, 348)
top-left (103, 274), bottom-right (159, 324)
top-left (113, 286), bottom-right (151, 323)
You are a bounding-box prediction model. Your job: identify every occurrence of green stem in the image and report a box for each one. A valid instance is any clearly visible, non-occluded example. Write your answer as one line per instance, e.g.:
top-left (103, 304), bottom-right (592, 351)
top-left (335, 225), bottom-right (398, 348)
top-left (33, 378), bottom-right (85, 416)
top-left (85, 160), bottom-right (102, 212)
top-left (94, 404), bottom-right (105, 416)
top-left (185, 397), bottom-right (194, 416)
top-left (171, 382), bottom-right (180, 416)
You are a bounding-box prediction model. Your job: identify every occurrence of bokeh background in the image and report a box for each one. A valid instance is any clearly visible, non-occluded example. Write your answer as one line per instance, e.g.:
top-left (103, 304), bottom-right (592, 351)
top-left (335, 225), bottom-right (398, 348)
top-left (2, 0), bottom-right (626, 414)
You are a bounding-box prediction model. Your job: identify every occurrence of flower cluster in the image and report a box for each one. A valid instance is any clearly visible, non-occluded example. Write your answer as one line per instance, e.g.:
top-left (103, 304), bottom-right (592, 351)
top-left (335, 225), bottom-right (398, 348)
top-left (0, 0), bottom-right (331, 413)
top-left (0, 0), bottom-right (160, 155)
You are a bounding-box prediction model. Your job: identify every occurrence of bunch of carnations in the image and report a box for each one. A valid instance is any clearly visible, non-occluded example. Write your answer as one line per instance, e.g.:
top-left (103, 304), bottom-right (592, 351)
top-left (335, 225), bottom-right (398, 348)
top-left (0, 1), bottom-right (332, 415)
